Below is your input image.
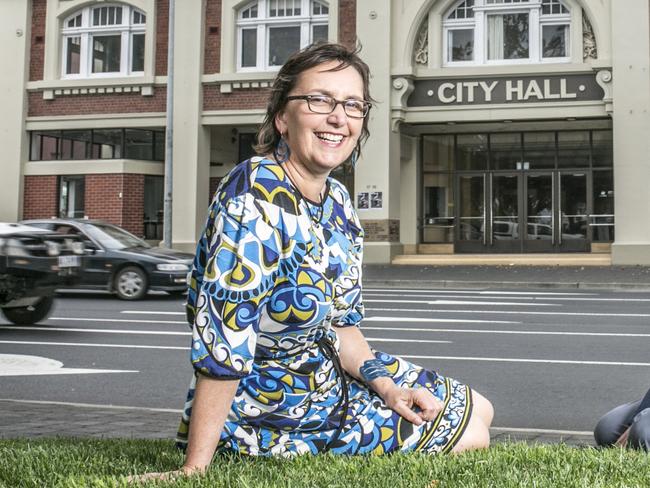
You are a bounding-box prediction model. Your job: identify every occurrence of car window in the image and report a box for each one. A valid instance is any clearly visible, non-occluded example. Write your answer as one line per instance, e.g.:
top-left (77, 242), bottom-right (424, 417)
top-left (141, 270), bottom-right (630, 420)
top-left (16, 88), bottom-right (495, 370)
top-left (54, 225), bottom-right (81, 236)
top-left (83, 223), bottom-right (150, 250)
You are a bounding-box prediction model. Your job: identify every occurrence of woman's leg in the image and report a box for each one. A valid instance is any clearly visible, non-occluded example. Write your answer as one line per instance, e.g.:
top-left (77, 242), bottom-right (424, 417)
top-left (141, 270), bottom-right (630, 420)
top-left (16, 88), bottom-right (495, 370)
top-left (471, 390), bottom-right (494, 427)
top-left (451, 389), bottom-right (493, 453)
top-left (627, 408), bottom-right (650, 451)
top-left (594, 400), bottom-right (641, 446)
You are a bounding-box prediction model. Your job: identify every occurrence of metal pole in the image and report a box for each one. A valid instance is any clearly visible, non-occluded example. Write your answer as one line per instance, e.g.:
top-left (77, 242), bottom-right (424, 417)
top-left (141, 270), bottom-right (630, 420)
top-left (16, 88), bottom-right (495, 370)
top-left (162, 0), bottom-right (175, 248)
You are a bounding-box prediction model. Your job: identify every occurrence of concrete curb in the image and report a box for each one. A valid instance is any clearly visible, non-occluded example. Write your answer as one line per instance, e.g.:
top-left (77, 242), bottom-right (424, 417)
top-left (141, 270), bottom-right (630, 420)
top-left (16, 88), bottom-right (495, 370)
top-left (363, 279), bottom-right (650, 292)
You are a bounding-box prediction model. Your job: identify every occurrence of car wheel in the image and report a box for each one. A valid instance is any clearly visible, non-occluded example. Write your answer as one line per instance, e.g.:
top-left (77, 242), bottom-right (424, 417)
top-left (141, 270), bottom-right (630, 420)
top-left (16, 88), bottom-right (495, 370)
top-left (1, 295), bottom-right (55, 325)
top-left (114, 266), bottom-right (148, 300)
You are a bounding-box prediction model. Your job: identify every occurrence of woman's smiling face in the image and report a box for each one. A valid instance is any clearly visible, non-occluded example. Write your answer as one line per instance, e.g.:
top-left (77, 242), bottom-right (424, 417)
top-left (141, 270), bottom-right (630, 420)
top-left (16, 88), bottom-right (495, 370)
top-left (275, 60), bottom-right (365, 176)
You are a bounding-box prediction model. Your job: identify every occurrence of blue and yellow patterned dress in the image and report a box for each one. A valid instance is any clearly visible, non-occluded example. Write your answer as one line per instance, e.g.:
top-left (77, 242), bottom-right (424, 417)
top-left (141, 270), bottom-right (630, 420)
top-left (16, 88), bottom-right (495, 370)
top-left (177, 157), bottom-right (473, 456)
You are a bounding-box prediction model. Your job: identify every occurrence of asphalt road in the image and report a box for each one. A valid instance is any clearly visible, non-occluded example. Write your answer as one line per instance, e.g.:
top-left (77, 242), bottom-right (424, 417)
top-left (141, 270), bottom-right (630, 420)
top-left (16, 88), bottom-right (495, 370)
top-left (1, 286), bottom-right (649, 437)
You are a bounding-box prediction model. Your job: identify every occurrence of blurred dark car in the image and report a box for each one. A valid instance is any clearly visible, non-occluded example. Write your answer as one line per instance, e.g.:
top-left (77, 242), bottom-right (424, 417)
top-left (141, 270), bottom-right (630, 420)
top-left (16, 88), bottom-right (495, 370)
top-left (22, 219), bottom-right (194, 300)
top-left (1, 222), bottom-right (84, 324)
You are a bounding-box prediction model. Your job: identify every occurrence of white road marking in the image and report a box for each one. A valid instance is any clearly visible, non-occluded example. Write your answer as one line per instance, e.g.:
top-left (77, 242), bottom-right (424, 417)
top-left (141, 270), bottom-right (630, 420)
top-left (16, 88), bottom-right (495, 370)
top-left (49, 317), bottom-right (187, 325)
top-left (364, 299), bottom-right (558, 307)
top-left (362, 325), bottom-right (650, 338)
top-left (0, 398), bottom-right (182, 413)
top-left (364, 292), bottom-right (650, 303)
top-left (366, 338), bottom-right (451, 344)
top-left (0, 326), bottom-right (190, 336)
top-left (365, 288), bottom-right (596, 296)
top-left (366, 307), bottom-right (650, 318)
top-left (364, 317), bottom-right (519, 324)
top-left (121, 311), bottom-right (185, 315)
top-left (399, 355), bottom-right (650, 367)
top-left (0, 354), bottom-right (138, 377)
top-left (0, 340), bottom-right (187, 350)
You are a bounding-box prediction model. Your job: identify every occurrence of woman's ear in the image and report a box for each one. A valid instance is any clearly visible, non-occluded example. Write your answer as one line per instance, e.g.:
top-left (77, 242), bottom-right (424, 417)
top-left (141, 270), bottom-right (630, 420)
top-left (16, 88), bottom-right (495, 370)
top-left (275, 110), bottom-right (288, 137)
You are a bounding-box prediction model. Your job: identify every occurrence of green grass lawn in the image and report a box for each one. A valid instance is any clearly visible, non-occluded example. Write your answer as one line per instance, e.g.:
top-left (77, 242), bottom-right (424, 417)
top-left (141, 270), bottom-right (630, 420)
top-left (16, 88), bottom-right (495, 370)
top-left (1, 439), bottom-right (648, 488)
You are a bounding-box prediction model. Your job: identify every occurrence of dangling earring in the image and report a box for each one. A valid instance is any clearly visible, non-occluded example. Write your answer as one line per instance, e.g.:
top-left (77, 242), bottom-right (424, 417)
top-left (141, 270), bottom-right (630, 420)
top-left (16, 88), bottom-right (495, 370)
top-left (349, 147), bottom-right (360, 168)
top-left (274, 133), bottom-right (291, 163)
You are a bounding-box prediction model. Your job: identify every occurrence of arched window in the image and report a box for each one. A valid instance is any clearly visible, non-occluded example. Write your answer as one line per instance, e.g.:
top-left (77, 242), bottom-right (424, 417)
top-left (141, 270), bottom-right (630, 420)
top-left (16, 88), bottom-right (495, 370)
top-left (61, 4), bottom-right (146, 78)
top-left (237, 0), bottom-right (329, 71)
top-left (443, 0), bottom-right (571, 66)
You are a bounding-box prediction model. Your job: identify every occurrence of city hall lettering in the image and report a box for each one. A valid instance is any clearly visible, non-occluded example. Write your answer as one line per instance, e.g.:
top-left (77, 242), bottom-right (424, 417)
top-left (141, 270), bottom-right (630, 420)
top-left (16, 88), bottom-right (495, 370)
top-left (408, 74), bottom-right (604, 107)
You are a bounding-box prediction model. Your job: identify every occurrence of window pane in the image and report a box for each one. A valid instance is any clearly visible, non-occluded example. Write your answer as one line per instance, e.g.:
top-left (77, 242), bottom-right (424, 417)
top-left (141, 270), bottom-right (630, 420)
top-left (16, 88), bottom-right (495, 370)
top-left (542, 24), bottom-right (568, 57)
top-left (312, 24), bottom-right (328, 43)
top-left (238, 133), bottom-right (257, 162)
top-left (66, 37), bottom-right (81, 74)
top-left (592, 170), bottom-right (614, 242)
top-left (131, 33), bottom-right (145, 72)
top-left (490, 133), bottom-right (521, 170)
top-left (92, 35), bottom-right (121, 73)
top-left (592, 130), bottom-right (613, 167)
top-left (488, 13), bottom-right (529, 60)
top-left (154, 130), bottom-right (165, 161)
top-left (523, 132), bottom-right (555, 169)
top-left (449, 29), bottom-right (473, 61)
top-left (423, 135), bottom-right (454, 172)
top-left (92, 129), bottom-right (123, 159)
top-left (423, 173), bottom-right (454, 243)
top-left (241, 28), bottom-right (257, 67)
top-left (125, 129), bottom-right (153, 160)
top-left (59, 176), bottom-right (86, 219)
top-left (144, 175), bottom-right (164, 240)
top-left (557, 131), bottom-right (589, 167)
top-left (60, 130), bottom-right (91, 160)
top-left (268, 26), bottom-right (301, 66)
top-left (30, 131), bottom-right (60, 161)
top-left (457, 134), bottom-right (488, 170)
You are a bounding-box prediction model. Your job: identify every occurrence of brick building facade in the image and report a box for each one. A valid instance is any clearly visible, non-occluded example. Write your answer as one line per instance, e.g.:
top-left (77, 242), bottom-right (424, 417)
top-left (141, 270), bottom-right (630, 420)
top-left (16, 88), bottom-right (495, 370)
top-left (3, 0), bottom-right (650, 264)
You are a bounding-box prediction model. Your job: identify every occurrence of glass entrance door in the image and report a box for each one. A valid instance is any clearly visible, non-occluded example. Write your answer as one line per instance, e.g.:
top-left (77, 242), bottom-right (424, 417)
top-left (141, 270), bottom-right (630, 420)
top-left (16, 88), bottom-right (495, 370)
top-left (455, 171), bottom-right (589, 253)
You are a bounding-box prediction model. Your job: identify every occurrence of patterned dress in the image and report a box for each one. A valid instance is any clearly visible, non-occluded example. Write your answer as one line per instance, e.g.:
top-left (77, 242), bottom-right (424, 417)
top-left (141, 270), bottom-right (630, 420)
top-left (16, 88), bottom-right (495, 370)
top-left (177, 157), bottom-right (473, 456)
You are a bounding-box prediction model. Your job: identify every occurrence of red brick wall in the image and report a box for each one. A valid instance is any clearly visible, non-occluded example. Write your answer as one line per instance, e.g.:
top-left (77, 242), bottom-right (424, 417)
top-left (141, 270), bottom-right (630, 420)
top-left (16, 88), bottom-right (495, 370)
top-left (28, 89), bottom-right (167, 117)
top-left (156, 0), bottom-right (169, 76)
top-left (30, 0), bottom-right (47, 81)
top-left (23, 175), bottom-right (59, 219)
top-left (204, 0), bottom-right (221, 74)
top-left (339, 0), bottom-right (357, 48)
top-left (203, 86), bottom-right (270, 111)
top-left (85, 174), bottom-right (145, 236)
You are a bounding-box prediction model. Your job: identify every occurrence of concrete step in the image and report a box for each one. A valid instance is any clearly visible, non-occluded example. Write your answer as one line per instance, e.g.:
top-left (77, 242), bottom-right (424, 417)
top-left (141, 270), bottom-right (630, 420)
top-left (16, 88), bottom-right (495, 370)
top-left (392, 253), bottom-right (612, 266)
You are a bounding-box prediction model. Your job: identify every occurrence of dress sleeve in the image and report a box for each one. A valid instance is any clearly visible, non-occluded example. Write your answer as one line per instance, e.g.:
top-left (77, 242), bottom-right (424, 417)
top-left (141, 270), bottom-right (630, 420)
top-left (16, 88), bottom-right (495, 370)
top-left (190, 193), bottom-right (281, 378)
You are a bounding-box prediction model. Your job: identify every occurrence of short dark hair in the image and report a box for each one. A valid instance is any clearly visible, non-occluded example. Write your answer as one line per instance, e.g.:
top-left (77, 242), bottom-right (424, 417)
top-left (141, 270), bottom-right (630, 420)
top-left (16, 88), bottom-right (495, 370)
top-left (254, 42), bottom-right (373, 162)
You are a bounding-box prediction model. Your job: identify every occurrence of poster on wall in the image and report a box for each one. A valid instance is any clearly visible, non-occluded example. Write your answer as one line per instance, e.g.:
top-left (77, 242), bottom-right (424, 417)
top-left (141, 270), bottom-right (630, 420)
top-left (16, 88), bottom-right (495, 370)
top-left (370, 191), bottom-right (383, 209)
top-left (357, 192), bottom-right (369, 210)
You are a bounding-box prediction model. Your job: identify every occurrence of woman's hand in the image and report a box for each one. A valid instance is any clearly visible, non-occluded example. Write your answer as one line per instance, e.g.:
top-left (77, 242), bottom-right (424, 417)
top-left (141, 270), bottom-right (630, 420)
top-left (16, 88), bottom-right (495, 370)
top-left (381, 384), bottom-right (444, 426)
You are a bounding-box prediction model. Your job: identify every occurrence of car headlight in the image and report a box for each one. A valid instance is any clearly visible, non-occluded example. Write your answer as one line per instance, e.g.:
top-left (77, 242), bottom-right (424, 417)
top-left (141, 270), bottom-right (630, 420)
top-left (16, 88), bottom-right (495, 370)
top-left (156, 263), bottom-right (190, 272)
top-left (45, 241), bottom-right (61, 256)
top-left (5, 238), bottom-right (29, 257)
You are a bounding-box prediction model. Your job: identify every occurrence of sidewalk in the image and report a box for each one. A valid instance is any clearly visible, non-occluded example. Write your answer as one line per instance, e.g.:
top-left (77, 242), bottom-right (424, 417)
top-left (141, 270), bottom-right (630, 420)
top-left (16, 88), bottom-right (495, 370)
top-left (363, 264), bottom-right (650, 291)
top-left (0, 399), bottom-right (595, 447)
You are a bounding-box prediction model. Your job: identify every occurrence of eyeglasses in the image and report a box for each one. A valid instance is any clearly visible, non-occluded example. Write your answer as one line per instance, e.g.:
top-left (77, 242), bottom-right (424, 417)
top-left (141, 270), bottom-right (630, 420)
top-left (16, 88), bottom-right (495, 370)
top-left (286, 95), bottom-right (371, 119)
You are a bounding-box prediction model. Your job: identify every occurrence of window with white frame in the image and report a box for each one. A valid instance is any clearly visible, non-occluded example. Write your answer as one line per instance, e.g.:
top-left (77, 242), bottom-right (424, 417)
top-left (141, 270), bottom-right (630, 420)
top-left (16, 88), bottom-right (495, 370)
top-left (237, 0), bottom-right (329, 71)
top-left (61, 4), bottom-right (146, 78)
top-left (443, 0), bottom-right (571, 66)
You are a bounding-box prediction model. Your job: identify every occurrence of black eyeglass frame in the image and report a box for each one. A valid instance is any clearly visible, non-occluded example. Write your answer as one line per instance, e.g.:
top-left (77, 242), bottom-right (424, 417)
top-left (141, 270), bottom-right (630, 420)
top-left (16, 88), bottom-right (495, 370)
top-left (286, 95), bottom-right (372, 118)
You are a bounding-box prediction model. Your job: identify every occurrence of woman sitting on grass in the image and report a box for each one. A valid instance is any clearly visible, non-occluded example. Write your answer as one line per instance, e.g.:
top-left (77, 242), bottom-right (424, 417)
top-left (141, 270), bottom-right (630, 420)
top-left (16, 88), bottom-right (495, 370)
top-left (594, 386), bottom-right (650, 451)
top-left (133, 42), bottom-right (493, 482)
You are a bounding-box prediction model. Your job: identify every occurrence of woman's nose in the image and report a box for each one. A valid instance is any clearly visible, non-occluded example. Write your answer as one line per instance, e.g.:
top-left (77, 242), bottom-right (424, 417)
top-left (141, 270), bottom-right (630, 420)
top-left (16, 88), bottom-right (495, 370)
top-left (327, 103), bottom-right (348, 125)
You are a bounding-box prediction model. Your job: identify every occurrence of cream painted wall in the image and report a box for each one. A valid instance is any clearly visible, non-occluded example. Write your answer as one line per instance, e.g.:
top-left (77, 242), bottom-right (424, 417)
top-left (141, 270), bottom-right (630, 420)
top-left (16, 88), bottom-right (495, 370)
top-left (170, 0), bottom-right (210, 252)
top-left (356, 0), bottom-right (403, 263)
top-left (610, 0), bottom-right (650, 264)
top-left (0, 0), bottom-right (30, 222)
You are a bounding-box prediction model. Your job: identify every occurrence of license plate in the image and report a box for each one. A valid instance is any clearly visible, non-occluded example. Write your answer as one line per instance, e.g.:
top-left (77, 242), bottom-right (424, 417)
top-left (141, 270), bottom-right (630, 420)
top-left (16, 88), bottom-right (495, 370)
top-left (58, 255), bottom-right (80, 268)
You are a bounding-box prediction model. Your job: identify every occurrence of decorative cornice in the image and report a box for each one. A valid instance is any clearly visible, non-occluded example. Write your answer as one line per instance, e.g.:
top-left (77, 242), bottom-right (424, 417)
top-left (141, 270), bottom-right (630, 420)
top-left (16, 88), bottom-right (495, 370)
top-left (391, 77), bottom-right (414, 132)
top-left (595, 69), bottom-right (612, 113)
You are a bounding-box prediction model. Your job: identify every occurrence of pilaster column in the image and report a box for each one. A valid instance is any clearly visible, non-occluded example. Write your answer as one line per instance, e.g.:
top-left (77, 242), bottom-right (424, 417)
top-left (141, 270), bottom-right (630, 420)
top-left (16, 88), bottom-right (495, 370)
top-left (171, 0), bottom-right (210, 252)
top-left (0, 0), bottom-right (30, 221)
top-left (610, 0), bottom-right (650, 264)
top-left (355, 0), bottom-right (402, 263)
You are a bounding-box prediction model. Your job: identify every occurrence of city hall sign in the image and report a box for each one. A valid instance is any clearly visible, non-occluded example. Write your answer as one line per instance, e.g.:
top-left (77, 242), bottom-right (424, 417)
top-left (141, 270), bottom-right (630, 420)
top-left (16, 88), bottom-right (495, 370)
top-left (407, 73), bottom-right (605, 107)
